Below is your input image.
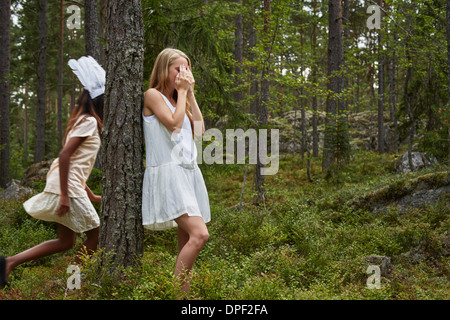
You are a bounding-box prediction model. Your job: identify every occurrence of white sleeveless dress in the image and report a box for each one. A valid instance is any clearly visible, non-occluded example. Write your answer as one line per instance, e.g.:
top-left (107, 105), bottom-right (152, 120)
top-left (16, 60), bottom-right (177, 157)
top-left (141, 91), bottom-right (211, 231)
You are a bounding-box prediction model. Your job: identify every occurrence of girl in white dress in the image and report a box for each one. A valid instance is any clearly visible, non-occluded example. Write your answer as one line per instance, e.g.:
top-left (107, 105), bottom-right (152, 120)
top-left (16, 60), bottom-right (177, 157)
top-left (142, 48), bottom-right (210, 296)
top-left (0, 56), bottom-right (105, 288)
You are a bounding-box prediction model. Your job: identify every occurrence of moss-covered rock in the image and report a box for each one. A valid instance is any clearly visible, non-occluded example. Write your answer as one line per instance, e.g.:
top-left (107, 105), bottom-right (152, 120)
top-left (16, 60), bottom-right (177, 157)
top-left (347, 171), bottom-right (450, 212)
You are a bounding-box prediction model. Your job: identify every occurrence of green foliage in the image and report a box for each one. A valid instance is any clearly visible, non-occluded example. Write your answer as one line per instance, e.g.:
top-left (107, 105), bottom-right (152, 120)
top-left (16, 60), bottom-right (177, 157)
top-left (5, 0), bottom-right (450, 183)
top-left (0, 198), bottom-right (57, 257)
top-left (1, 151), bottom-right (448, 300)
top-left (86, 167), bottom-right (103, 195)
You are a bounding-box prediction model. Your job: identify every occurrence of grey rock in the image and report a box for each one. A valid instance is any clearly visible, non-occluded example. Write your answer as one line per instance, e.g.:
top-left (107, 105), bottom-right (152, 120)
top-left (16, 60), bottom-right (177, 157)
top-left (396, 151), bottom-right (438, 173)
top-left (0, 179), bottom-right (33, 201)
top-left (364, 255), bottom-right (392, 276)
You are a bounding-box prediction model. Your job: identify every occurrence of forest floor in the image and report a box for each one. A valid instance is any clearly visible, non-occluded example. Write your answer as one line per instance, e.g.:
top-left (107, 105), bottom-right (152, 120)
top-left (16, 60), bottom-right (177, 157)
top-left (0, 150), bottom-right (448, 300)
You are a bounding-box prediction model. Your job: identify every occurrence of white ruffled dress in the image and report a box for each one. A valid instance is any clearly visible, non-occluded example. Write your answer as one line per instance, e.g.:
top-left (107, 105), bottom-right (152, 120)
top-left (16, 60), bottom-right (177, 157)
top-left (23, 116), bottom-right (101, 233)
top-left (141, 91), bottom-right (210, 231)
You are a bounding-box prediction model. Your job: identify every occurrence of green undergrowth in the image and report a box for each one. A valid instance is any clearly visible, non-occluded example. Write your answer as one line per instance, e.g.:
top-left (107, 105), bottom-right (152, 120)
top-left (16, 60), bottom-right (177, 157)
top-left (0, 150), bottom-right (448, 300)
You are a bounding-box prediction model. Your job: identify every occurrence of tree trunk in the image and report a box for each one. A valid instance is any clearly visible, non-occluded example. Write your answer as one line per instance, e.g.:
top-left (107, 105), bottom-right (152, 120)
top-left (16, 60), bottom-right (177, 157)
top-left (85, 0), bottom-right (103, 63)
top-left (86, 0), bottom-right (104, 169)
top-left (299, 4), bottom-right (305, 162)
top-left (311, 0), bottom-right (319, 158)
top-left (234, 0), bottom-right (243, 104)
top-left (404, 48), bottom-right (414, 171)
top-left (99, 0), bottom-right (145, 269)
top-left (387, 34), bottom-right (398, 153)
top-left (0, 0), bottom-right (10, 188)
top-left (299, 2), bottom-right (306, 162)
top-left (356, 72), bottom-right (360, 113)
top-left (340, 0), bottom-right (350, 165)
top-left (34, 0), bottom-right (47, 163)
top-left (342, 0), bottom-right (349, 113)
top-left (248, 6), bottom-right (258, 116)
top-left (377, 51), bottom-right (385, 154)
top-left (57, 0), bottom-right (64, 145)
top-left (322, 0), bottom-right (344, 171)
top-left (448, 0), bottom-right (450, 101)
top-left (377, 0), bottom-right (385, 154)
top-left (447, 0), bottom-right (450, 159)
top-left (23, 85), bottom-right (29, 165)
top-left (254, 0), bottom-right (270, 205)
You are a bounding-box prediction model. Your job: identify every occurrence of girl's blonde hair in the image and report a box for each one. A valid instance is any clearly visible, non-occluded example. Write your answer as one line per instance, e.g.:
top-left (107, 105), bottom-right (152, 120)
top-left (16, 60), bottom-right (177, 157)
top-left (149, 48), bottom-right (193, 129)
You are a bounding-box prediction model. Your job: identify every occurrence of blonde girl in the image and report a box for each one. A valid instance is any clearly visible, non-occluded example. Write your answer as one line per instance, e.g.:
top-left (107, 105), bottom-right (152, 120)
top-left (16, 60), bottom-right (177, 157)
top-left (142, 48), bottom-right (210, 296)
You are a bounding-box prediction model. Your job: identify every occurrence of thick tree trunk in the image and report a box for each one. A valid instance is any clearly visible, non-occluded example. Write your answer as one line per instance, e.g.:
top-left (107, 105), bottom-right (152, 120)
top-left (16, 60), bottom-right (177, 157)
top-left (0, 0), bottom-right (10, 187)
top-left (99, 0), bottom-right (145, 269)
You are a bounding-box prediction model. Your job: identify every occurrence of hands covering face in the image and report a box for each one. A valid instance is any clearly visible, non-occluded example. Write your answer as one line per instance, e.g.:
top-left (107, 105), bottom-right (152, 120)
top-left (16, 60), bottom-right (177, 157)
top-left (175, 64), bottom-right (195, 94)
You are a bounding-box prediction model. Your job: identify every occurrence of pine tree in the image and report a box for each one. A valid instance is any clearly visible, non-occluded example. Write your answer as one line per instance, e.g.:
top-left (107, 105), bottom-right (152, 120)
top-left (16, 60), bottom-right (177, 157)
top-left (99, 0), bottom-right (145, 269)
top-left (0, 0), bottom-right (11, 187)
top-left (34, 0), bottom-right (47, 163)
top-left (322, 0), bottom-right (349, 172)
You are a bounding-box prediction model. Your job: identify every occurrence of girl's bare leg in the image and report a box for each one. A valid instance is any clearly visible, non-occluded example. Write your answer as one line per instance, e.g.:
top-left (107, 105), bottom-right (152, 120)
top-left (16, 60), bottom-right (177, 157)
top-left (177, 226), bottom-right (190, 255)
top-left (76, 227), bottom-right (100, 264)
top-left (5, 224), bottom-right (76, 280)
top-left (174, 214), bottom-right (209, 295)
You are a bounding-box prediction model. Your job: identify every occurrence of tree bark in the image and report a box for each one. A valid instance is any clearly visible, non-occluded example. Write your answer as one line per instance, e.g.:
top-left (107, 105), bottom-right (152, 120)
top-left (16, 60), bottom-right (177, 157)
top-left (254, 0), bottom-right (270, 205)
top-left (248, 4), bottom-right (258, 116)
top-left (57, 0), bottom-right (64, 145)
top-left (447, 0), bottom-right (450, 159)
top-left (34, 0), bottom-right (47, 163)
top-left (86, 0), bottom-right (104, 169)
top-left (387, 33), bottom-right (398, 153)
top-left (377, 0), bottom-right (385, 154)
top-left (404, 48), bottom-right (414, 171)
top-left (340, 0), bottom-right (350, 165)
top-left (99, 0), bottom-right (145, 269)
top-left (299, 1), bottom-right (306, 162)
top-left (448, 0), bottom-right (450, 101)
top-left (311, 0), bottom-right (319, 158)
top-left (377, 52), bottom-right (385, 154)
top-left (342, 0), bottom-right (349, 114)
top-left (85, 0), bottom-right (103, 63)
top-left (0, 0), bottom-right (10, 187)
top-left (322, 0), bottom-right (344, 171)
top-left (23, 85), bottom-right (29, 165)
top-left (234, 0), bottom-right (243, 104)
